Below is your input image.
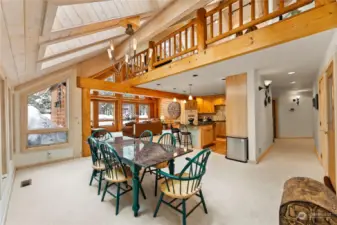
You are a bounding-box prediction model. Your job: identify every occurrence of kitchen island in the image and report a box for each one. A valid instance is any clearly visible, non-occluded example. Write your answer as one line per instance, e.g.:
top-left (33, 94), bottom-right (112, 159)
top-left (186, 122), bottom-right (216, 149)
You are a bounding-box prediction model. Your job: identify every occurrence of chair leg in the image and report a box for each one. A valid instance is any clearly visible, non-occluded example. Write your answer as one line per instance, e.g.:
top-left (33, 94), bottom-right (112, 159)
top-left (177, 133), bottom-right (181, 146)
top-left (154, 169), bottom-right (159, 197)
top-left (98, 171), bottom-right (103, 195)
top-left (153, 192), bottom-right (164, 217)
top-left (199, 190), bottom-right (208, 214)
top-left (182, 199), bottom-right (187, 225)
top-left (101, 182), bottom-right (109, 202)
top-left (139, 183), bottom-right (147, 200)
top-left (89, 169), bottom-right (95, 186)
top-left (116, 183), bottom-right (121, 215)
top-left (140, 167), bottom-right (148, 183)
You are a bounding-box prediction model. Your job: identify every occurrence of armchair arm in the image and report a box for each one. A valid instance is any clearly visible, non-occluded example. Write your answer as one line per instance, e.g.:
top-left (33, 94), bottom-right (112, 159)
top-left (157, 169), bottom-right (195, 181)
top-left (185, 157), bottom-right (203, 167)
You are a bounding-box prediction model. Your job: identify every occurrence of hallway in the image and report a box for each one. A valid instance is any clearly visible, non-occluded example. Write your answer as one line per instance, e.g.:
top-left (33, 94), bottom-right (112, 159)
top-left (6, 138), bottom-right (323, 225)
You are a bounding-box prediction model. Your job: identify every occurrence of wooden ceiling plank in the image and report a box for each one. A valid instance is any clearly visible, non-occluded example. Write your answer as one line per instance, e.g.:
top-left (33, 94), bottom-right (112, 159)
top-left (77, 77), bottom-right (188, 99)
top-left (41, 2), bottom-right (58, 36)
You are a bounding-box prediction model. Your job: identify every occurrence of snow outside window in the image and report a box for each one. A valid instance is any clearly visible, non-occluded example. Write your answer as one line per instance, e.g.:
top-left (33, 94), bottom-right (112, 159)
top-left (98, 102), bottom-right (115, 126)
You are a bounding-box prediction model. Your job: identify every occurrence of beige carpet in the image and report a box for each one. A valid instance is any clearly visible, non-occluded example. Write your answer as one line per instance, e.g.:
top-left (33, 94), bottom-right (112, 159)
top-left (6, 139), bottom-right (324, 225)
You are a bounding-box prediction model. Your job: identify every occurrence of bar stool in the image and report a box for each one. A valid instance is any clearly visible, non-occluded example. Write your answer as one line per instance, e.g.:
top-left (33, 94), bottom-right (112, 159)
top-left (170, 123), bottom-right (181, 147)
top-left (180, 124), bottom-right (193, 148)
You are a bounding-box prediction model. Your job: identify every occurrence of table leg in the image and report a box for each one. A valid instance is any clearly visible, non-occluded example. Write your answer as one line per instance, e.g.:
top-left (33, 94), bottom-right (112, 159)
top-left (169, 159), bottom-right (175, 175)
top-left (131, 164), bottom-right (140, 217)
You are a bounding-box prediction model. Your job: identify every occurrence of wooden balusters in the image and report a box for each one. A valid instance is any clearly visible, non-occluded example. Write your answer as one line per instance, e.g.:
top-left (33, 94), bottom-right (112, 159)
top-left (239, 0), bottom-right (243, 26)
top-left (264, 0), bottom-right (269, 16)
top-left (219, 9), bottom-right (222, 35)
top-left (279, 0), bottom-right (284, 9)
top-left (210, 14), bottom-right (214, 39)
top-left (228, 4), bottom-right (233, 31)
top-left (191, 25), bottom-right (195, 47)
top-left (251, 0), bottom-right (256, 20)
top-left (148, 41), bottom-right (155, 71)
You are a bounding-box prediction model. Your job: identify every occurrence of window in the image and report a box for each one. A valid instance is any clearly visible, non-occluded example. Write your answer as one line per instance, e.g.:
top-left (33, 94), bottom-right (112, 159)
top-left (139, 104), bottom-right (150, 120)
top-left (98, 102), bottom-right (115, 126)
top-left (123, 93), bottom-right (135, 98)
top-left (123, 103), bottom-right (136, 124)
top-left (26, 81), bottom-right (68, 149)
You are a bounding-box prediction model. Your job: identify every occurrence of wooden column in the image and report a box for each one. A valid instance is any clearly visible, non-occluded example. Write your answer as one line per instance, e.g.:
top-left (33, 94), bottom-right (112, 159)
top-left (92, 91), bottom-right (99, 127)
top-left (135, 96), bottom-right (140, 123)
top-left (115, 66), bottom-right (124, 131)
top-left (148, 41), bottom-right (155, 71)
top-left (82, 88), bottom-right (91, 157)
top-left (196, 8), bottom-right (207, 52)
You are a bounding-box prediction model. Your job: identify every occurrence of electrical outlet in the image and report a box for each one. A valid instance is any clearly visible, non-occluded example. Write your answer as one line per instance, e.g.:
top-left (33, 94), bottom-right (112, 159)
top-left (47, 151), bottom-right (51, 157)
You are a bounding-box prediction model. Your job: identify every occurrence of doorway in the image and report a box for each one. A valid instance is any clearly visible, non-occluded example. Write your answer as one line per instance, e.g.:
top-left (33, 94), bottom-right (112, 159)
top-left (327, 63), bottom-right (335, 189)
top-left (272, 99), bottom-right (278, 140)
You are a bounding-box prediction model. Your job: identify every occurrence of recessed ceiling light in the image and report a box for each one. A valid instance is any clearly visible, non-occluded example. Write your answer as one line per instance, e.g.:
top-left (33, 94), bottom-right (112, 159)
top-left (288, 72), bottom-right (295, 75)
top-left (193, 74), bottom-right (198, 77)
top-left (156, 83), bottom-right (161, 86)
top-left (290, 81), bottom-right (296, 84)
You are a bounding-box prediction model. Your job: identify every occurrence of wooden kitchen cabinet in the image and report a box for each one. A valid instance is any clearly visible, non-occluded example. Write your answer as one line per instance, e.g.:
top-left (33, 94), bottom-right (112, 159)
top-left (200, 125), bottom-right (214, 147)
top-left (185, 100), bottom-right (197, 110)
top-left (213, 96), bottom-right (226, 105)
top-left (215, 121), bottom-right (226, 137)
top-left (196, 97), bottom-right (215, 113)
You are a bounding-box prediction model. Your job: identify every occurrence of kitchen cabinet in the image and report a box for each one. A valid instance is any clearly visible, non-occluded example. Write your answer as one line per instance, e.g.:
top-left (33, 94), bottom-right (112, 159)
top-left (213, 96), bottom-right (226, 105)
top-left (185, 100), bottom-right (197, 110)
top-left (215, 121), bottom-right (226, 137)
top-left (200, 125), bottom-right (214, 147)
top-left (196, 97), bottom-right (215, 113)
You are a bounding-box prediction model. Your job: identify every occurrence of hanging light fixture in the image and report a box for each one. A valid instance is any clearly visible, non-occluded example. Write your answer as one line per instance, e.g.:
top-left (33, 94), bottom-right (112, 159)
top-left (188, 84), bottom-right (193, 100)
top-left (183, 100), bottom-right (187, 104)
top-left (173, 97), bottom-right (177, 102)
top-left (106, 24), bottom-right (154, 79)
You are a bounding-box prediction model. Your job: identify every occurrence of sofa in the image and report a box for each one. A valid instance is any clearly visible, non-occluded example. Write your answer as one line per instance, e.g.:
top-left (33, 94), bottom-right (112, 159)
top-left (122, 121), bottom-right (162, 138)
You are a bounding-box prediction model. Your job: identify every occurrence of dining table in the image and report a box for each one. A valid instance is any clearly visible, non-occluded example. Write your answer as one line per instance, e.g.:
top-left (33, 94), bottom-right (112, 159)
top-left (105, 136), bottom-right (193, 217)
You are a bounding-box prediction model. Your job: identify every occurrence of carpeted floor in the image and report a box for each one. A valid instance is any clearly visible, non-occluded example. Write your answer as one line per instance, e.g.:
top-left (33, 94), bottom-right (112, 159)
top-left (6, 139), bottom-right (323, 225)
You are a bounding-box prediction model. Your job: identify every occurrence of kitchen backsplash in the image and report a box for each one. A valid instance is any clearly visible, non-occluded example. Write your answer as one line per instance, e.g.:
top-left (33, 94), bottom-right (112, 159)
top-left (199, 105), bottom-right (226, 121)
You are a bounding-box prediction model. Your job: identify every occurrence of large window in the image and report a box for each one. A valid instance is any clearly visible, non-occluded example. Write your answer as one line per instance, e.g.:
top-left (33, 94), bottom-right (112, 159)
top-left (123, 103), bottom-right (136, 124)
top-left (26, 81), bottom-right (68, 149)
top-left (139, 104), bottom-right (150, 121)
top-left (98, 102), bottom-right (115, 126)
top-left (99, 75), bottom-right (115, 96)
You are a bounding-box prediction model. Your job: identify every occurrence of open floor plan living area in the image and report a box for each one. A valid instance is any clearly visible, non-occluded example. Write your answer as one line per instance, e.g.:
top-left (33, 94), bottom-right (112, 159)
top-left (1, 0), bottom-right (337, 224)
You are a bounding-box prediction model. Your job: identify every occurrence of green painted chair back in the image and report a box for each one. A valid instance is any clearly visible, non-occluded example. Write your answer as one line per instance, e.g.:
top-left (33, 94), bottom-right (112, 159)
top-left (91, 129), bottom-right (113, 141)
top-left (162, 149), bottom-right (211, 195)
top-left (157, 133), bottom-right (176, 146)
top-left (99, 142), bottom-right (128, 180)
top-left (87, 136), bottom-right (101, 166)
top-left (140, 130), bottom-right (153, 142)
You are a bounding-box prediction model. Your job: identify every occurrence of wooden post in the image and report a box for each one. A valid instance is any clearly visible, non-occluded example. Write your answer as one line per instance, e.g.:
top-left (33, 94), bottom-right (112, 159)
top-left (115, 66), bottom-right (123, 131)
top-left (264, 0), bottom-right (269, 16)
top-left (196, 8), bottom-right (206, 52)
top-left (82, 88), bottom-right (91, 157)
top-left (92, 91), bottom-right (99, 127)
top-left (135, 96), bottom-right (140, 123)
top-left (239, 0), bottom-right (243, 26)
top-left (251, 0), bottom-right (256, 20)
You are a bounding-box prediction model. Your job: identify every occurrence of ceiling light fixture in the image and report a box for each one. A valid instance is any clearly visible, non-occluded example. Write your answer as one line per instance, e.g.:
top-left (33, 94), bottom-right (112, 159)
top-left (173, 97), bottom-right (177, 102)
top-left (183, 100), bottom-right (187, 104)
top-left (290, 81), bottom-right (296, 84)
top-left (106, 24), bottom-right (153, 79)
top-left (288, 72), bottom-right (295, 75)
top-left (188, 84), bottom-right (193, 100)
top-left (193, 74), bottom-right (198, 77)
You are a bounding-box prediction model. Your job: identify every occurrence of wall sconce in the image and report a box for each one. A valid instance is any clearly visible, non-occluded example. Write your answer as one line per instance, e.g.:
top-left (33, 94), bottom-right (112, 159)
top-left (258, 80), bottom-right (272, 107)
top-left (293, 95), bottom-right (300, 105)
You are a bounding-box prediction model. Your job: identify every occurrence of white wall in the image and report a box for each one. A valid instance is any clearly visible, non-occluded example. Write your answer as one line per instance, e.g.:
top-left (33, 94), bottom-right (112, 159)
top-left (247, 70), bottom-right (274, 162)
top-left (277, 91), bottom-right (314, 138)
top-left (14, 67), bottom-right (82, 167)
top-left (255, 74), bottom-right (274, 159)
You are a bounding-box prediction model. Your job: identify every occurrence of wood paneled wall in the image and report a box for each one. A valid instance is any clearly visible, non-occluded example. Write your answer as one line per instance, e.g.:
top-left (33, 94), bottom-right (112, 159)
top-left (226, 74), bottom-right (248, 137)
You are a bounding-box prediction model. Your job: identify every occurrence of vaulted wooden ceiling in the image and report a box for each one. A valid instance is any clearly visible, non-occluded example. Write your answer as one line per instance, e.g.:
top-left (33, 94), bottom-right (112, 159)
top-left (0, 0), bottom-right (218, 86)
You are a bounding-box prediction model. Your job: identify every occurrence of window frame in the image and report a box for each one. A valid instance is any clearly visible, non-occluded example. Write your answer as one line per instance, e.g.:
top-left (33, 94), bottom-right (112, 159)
top-left (139, 104), bottom-right (150, 121)
top-left (21, 80), bottom-right (69, 151)
top-left (97, 101), bottom-right (116, 128)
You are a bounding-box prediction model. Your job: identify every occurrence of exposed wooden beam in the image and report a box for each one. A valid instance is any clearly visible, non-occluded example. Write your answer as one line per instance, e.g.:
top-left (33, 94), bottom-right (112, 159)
top-left (114, 0), bottom-right (213, 59)
top-left (122, 3), bottom-right (337, 86)
top-left (81, 88), bottom-right (91, 157)
top-left (39, 15), bottom-right (146, 46)
top-left (77, 77), bottom-right (188, 99)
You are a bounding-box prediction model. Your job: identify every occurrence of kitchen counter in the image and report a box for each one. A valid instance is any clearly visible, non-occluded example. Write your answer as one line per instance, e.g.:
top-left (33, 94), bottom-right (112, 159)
top-left (186, 121), bottom-right (215, 126)
top-left (184, 123), bottom-right (215, 149)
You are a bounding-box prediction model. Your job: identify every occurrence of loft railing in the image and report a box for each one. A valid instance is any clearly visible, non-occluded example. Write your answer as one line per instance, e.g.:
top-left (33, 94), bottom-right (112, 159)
top-left (206, 0), bottom-right (314, 45)
top-left (102, 0), bottom-right (320, 82)
top-left (153, 19), bottom-right (198, 67)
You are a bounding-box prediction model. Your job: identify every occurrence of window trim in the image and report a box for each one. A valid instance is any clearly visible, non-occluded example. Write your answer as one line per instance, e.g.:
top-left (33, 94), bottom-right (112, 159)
top-left (21, 80), bottom-right (69, 151)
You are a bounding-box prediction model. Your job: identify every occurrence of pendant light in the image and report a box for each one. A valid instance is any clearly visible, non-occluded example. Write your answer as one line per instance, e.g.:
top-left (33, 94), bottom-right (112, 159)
top-left (188, 84), bottom-right (193, 100)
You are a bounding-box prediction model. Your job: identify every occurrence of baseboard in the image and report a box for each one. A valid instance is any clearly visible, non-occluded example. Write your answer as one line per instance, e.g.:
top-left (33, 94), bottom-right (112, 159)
top-left (16, 157), bottom-right (76, 170)
top-left (314, 148), bottom-right (323, 166)
top-left (1, 165), bottom-right (15, 225)
top-left (257, 144), bottom-right (274, 163)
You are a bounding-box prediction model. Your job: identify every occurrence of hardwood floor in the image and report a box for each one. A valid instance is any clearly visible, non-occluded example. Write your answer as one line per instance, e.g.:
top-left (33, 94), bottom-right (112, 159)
top-left (209, 138), bottom-right (227, 155)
